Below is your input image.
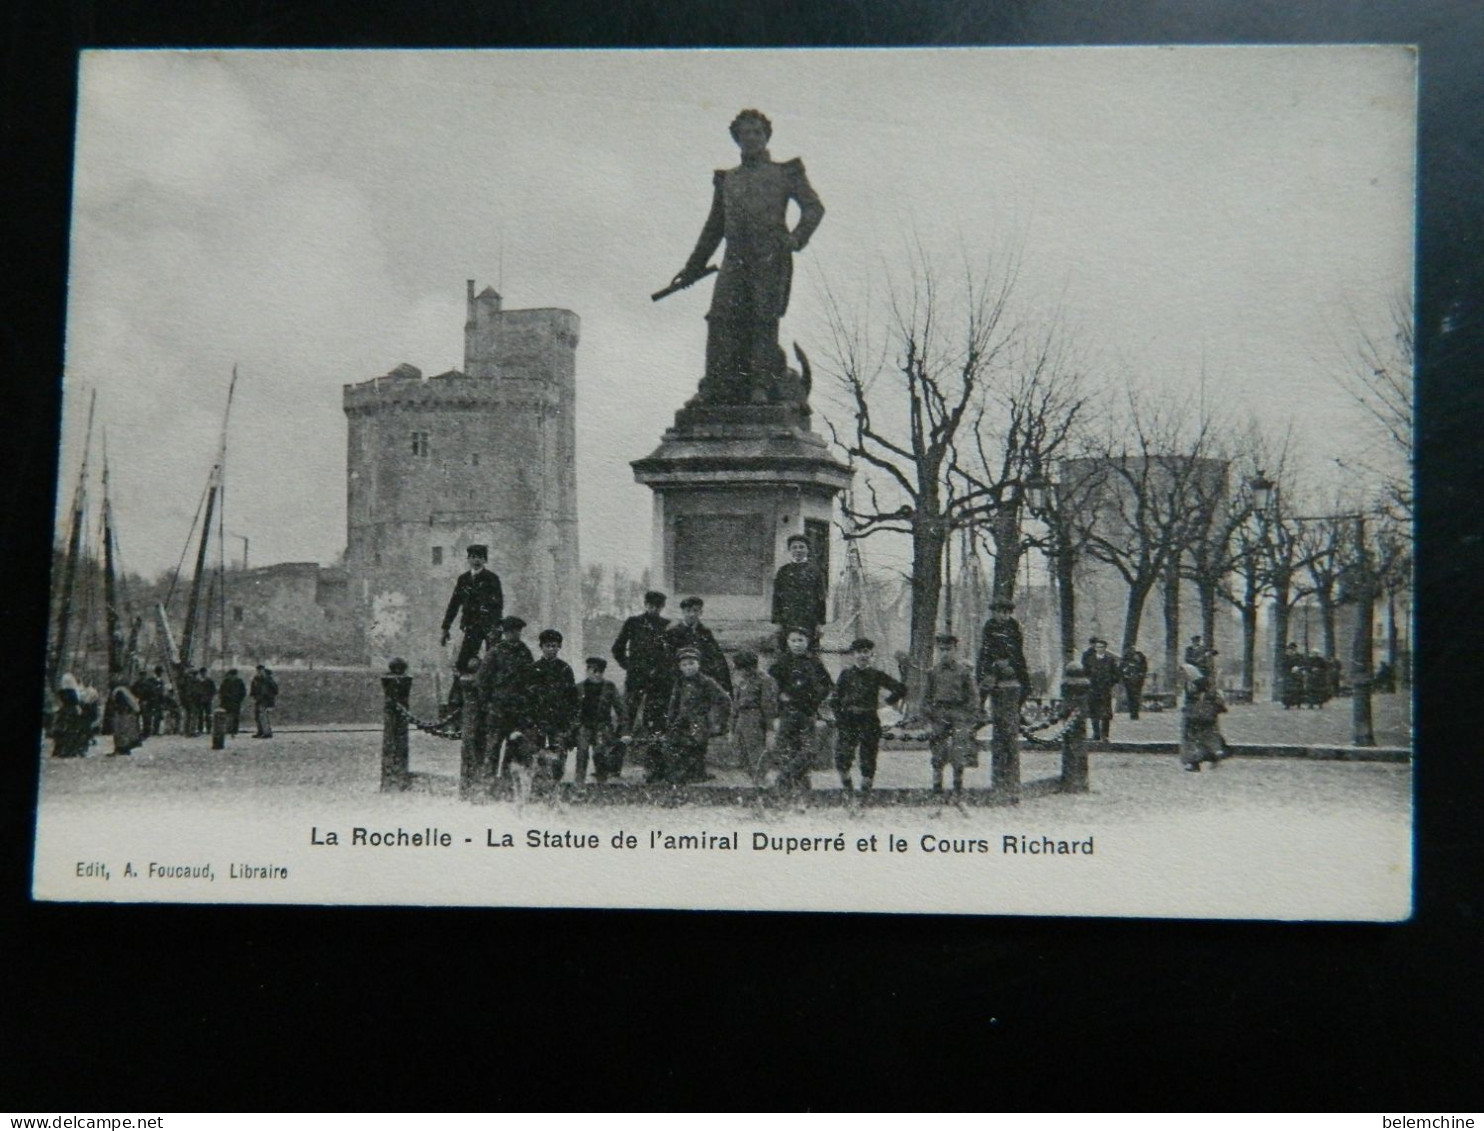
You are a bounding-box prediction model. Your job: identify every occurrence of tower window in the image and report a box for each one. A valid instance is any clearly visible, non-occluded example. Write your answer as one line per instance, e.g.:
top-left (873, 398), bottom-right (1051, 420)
top-left (233, 605), bottom-right (244, 624)
top-left (471, 452), bottom-right (480, 467)
top-left (432, 546), bottom-right (443, 566)
top-left (411, 431), bottom-right (431, 457)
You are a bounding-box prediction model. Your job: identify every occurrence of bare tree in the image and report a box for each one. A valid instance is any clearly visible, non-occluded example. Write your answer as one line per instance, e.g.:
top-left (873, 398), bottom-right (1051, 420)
top-left (1070, 392), bottom-right (1218, 663)
top-left (821, 249), bottom-right (1020, 705)
top-left (1336, 292), bottom-right (1414, 524)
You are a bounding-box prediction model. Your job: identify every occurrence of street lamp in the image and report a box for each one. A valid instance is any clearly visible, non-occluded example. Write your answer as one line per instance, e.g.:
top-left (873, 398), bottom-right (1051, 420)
top-left (1248, 473), bottom-right (1375, 747)
top-left (1024, 467), bottom-right (1053, 515)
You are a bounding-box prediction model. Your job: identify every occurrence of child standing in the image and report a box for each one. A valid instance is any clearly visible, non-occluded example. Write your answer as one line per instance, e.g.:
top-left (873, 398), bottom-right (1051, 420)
top-left (1179, 665), bottom-right (1229, 772)
top-left (729, 650), bottom-right (779, 784)
top-left (831, 637), bottom-right (907, 797)
top-left (659, 647), bottom-right (731, 785)
top-left (528, 629), bottom-right (579, 784)
top-left (767, 627), bottom-right (835, 802)
top-left (574, 657), bottom-right (624, 784)
top-left (924, 632), bottom-right (981, 799)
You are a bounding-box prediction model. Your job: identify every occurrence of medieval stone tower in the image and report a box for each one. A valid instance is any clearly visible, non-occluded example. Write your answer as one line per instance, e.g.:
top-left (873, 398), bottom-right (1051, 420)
top-left (343, 282), bottom-right (581, 671)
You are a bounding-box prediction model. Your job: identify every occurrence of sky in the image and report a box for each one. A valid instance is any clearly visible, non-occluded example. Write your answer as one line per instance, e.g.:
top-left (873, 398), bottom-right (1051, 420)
top-left (58, 47), bottom-right (1415, 580)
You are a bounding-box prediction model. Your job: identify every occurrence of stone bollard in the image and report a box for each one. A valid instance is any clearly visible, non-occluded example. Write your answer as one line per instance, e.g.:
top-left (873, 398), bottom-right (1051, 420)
top-left (457, 662), bottom-right (484, 801)
top-left (989, 664), bottom-right (1021, 800)
top-left (380, 658), bottom-right (412, 793)
top-left (1060, 662), bottom-right (1090, 794)
top-left (211, 708), bottom-right (227, 751)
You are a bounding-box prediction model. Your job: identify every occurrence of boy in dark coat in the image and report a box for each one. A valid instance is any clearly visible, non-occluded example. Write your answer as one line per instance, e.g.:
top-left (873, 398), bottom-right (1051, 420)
top-left (771, 534), bottom-right (827, 652)
top-left (480, 616), bottom-right (534, 777)
top-left (975, 598), bottom-right (1030, 704)
top-left (1080, 637), bottom-right (1122, 741)
top-left (574, 657), bottom-right (624, 784)
top-left (527, 628), bottom-right (579, 782)
top-left (440, 544), bottom-right (505, 675)
top-left (768, 627), bottom-right (834, 799)
top-left (664, 597), bottom-right (732, 694)
top-left (658, 647), bottom-right (731, 785)
top-left (611, 590), bottom-right (671, 735)
top-left (249, 665), bottom-right (278, 738)
top-left (830, 637), bottom-right (906, 796)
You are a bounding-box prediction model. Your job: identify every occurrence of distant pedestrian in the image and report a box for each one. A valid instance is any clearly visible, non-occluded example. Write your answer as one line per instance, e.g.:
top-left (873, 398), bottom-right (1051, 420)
top-left (249, 664), bottom-right (278, 738)
top-left (831, 637), bottom-right (906, 797)
top-left (218, 668), bottom-right (248, 735)
top-left (108, 684), bottom-right (143, 756)
top-left (132, 668), bottom-right (162, 737)
top-left (1184, 635), bottom-right (1214, 680)
top-left (1280, 642), bottom-right (1306, 708)
top-left (771, 534), bottom-right (827, 653)
top-left (197, 668), bottom-right (217, 734)
top-left (729, 650), bottom-right (779, 785)
top-left (1180, 665), bottom-right (1229, 772)
top-left (1081, 637), bottom-right (1122, 742)
top-left (1119, 648), bottom-right (1149, 719)
top-left (440, 544), bottom-right (504, 676)
top-left (50, 674), bottom-right (86, 759)
top-left (925, 632), bottom-right (980, 800)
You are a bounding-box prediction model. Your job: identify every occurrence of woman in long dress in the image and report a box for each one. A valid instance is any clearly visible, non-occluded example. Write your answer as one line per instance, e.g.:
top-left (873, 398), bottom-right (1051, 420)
top-left (1180, 665), bottom-right (1229, 773)
top-left (109, 684), bottom-right (143, 755)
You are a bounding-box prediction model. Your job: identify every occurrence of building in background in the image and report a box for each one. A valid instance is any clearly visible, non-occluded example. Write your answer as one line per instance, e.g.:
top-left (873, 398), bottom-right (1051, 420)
top-left (342, 282), bottom-right (581, 671)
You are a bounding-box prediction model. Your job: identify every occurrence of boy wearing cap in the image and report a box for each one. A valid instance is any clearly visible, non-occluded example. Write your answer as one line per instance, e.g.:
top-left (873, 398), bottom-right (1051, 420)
top-left (831, 637), bottom-right (907, 796)
top-left (528, 629), bottom-right (579, 781)
top-left (441, 545), bottom-right (505, 674)
top-left (771, 534), bottom-right (827, 653)
top-left (925, 632), bottom-right (980, 798)
top-left (611, 590), bottom-right (672, 735)
top-left (729, 650), bottom-right (779, 784)
top-left (480, 615), bottom-right (534, 777)
top-left (575, 657), bottom-right (624, 784)
top-left (976, 598), bottom-right (1030, 705)
top-left (659, 646), bottom-right (731, 784)
top-left (665, 597), bottom-right (732, 694)
top-left (768, 627), bottom-right (834, 798)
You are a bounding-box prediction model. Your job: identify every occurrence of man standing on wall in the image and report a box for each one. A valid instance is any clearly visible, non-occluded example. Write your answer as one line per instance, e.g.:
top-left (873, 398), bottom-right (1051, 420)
top-left (441, 544), bottom-right (504, 675)
top-left (771, 534), bottom-right (827, 652)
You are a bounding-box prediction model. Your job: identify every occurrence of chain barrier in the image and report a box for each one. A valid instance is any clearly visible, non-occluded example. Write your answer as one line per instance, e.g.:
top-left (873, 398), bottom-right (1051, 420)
top-left (389, 700), bottom-right (463, 741)
top-left (1019, 702), bottom-right (1085, 746)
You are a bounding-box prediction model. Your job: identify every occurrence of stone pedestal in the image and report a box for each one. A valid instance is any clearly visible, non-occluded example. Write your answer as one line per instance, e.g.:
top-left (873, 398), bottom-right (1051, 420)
top-left (631, 403), bottom-right (852, 652)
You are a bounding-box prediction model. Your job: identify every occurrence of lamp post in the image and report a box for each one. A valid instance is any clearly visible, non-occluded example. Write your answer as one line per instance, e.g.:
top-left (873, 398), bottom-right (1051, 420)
top-left (1249, 472), bottom-right (1375, 747)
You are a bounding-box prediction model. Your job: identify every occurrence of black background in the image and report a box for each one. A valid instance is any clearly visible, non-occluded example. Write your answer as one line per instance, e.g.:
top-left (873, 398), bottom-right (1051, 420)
top-left (3, 1), bottom-right (1480, 1111)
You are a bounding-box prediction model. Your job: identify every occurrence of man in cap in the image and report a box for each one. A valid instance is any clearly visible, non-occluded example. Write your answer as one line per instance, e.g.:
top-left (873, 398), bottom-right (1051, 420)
top-left (658, 646), bottom-right (731, 784)
top-left (217, 667), bottom-right (248, 735)
top-left (975, 597), bottom-right (1030, 706)
top-left (441, 544), bottom-right (504, 675)
top-left (664, 597), bottom-right (732, 694)
top-left (1080, 636), bottom-right (1122, 742)
top-left (925, 632), bottom-right (981, 799)
top-left (611, 590), bottom-right (671, 735)
top-left (771, 534), bottom-right (827, 653)
top-left (479, 615), bottom-right (534, 777)
top-left (526, 629), bottom-right (579, 781)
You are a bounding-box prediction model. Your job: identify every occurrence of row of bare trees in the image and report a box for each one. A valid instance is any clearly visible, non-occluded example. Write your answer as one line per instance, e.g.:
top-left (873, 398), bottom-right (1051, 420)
top-left (817, 249), bottom-right (1412, 705)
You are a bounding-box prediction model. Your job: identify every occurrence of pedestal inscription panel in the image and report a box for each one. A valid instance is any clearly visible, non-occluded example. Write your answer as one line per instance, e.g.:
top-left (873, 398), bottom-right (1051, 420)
top-left (674, 514), bottom-right (768, 595)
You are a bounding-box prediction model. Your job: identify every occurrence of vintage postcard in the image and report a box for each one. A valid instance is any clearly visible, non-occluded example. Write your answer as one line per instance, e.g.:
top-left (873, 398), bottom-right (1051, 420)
top-left (34, 47), bottom-right (1415, 917)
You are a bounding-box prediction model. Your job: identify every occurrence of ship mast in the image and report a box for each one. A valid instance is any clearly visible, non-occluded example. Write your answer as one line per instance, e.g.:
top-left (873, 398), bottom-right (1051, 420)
top-left (47, 389), bottom-right (97, 695)
top-left (178, 366), bottom-right (237, 673)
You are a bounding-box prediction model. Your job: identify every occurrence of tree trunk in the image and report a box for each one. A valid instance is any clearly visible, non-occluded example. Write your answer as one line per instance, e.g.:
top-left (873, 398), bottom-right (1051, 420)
top-left (1318, 591), bottom-right (1337, 659)
top-left (1198, 578), bottom-right (1218, 655)
top-left (1240, 597), bottom-right (1258, 694)
top-left (1269, 581), bottom-right (1292, 702)
top-left (1055, 549), bottom-right (1077, 670)
top-left (1119, 577), bottom-right (1154, 665)
top-left (1161, 565), bottom-right (1181, 696)
top-left (905, 523), bottom-right (947, 716)
top-left (990, 507), bottom-right (1021, 606)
